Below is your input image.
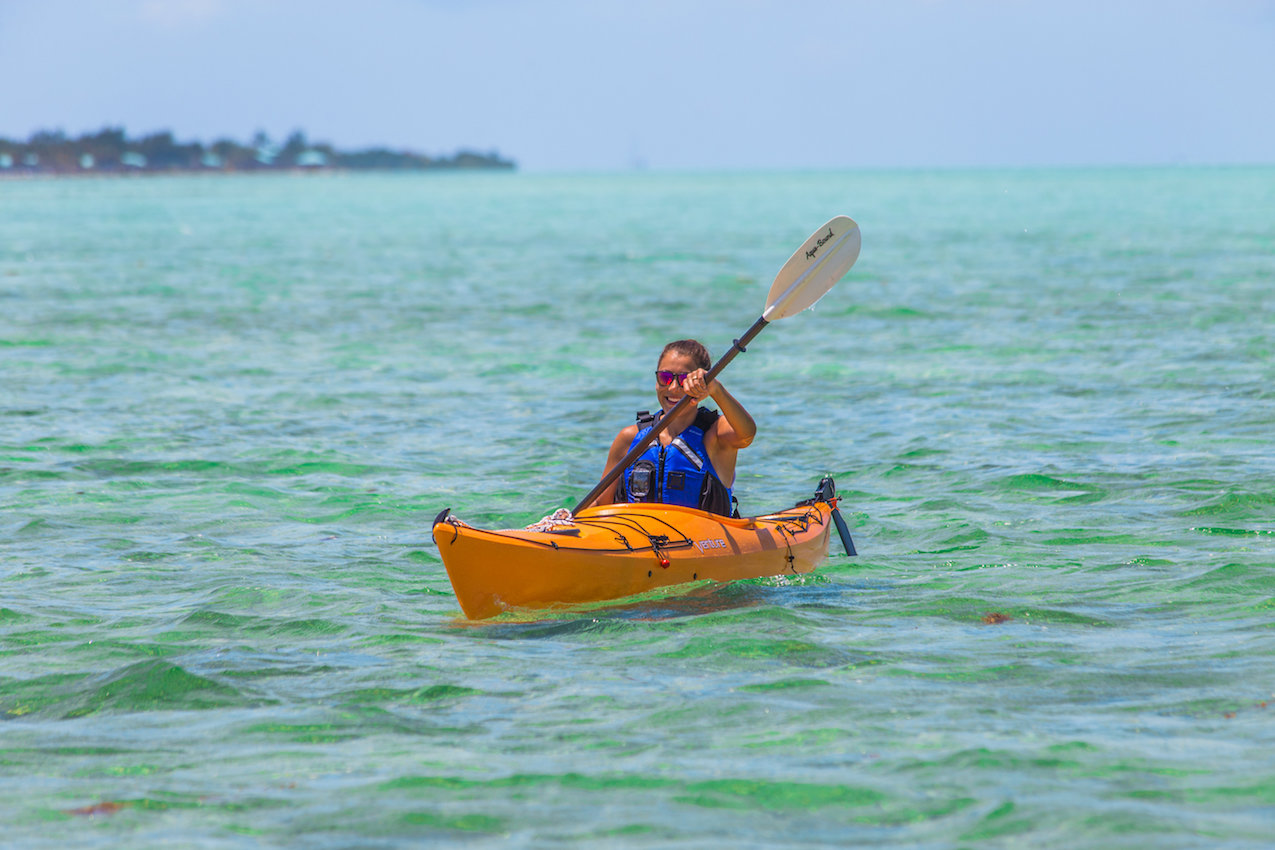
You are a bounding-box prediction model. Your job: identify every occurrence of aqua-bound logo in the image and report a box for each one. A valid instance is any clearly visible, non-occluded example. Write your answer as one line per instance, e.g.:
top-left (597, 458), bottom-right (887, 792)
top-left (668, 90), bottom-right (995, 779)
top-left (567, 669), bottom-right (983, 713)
top-left (805, 227), bottom-right (835, 260)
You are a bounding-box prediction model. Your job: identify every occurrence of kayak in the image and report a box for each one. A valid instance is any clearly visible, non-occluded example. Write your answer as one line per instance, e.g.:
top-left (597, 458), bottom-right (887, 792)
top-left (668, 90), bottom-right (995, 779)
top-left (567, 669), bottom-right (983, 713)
top-left (432, 477), bottom-right (856, 619)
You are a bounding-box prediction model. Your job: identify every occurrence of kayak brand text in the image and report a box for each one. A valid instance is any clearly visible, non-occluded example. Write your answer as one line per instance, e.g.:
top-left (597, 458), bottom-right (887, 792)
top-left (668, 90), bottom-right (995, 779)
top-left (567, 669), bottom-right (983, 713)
top-left (805, 227), bottom-right (835, 260)
top-left (696, 538), bottom-right (728, 551)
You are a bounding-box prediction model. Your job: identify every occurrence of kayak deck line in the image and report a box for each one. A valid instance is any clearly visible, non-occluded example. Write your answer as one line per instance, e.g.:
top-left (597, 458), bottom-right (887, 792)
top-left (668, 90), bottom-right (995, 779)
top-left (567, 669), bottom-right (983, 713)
top-left (435, 503), bottom-right (828, 557)
top-left (431, 478), bottom-right (854, 620)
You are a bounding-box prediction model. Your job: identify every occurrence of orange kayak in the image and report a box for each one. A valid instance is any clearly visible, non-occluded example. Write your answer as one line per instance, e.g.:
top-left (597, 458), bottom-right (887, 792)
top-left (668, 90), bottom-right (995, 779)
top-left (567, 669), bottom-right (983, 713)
top-left (432, 478), bottom-right (855, 620)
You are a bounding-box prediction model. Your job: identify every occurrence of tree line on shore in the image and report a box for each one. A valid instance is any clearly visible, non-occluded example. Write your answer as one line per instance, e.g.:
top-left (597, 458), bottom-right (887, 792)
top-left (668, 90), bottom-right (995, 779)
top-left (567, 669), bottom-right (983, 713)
top-left (0, 127), bottom-right (515, 174)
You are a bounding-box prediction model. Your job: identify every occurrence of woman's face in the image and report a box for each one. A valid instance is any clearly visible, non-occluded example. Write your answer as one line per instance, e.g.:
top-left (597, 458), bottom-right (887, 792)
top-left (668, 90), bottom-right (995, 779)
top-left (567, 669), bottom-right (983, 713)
top-left (655, 350), bottom-right (699, 412)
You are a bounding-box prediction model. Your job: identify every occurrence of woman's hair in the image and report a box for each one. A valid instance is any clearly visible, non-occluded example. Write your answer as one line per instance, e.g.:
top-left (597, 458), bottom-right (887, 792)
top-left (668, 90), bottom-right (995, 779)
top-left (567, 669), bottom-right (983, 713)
top-left (659, 339), bottom-right (712, 371)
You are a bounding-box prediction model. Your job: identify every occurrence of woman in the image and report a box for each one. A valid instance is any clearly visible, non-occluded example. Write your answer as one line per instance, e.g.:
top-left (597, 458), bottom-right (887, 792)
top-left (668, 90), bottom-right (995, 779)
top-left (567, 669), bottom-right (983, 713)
top-left (591, 339), bottom-right (756, 515)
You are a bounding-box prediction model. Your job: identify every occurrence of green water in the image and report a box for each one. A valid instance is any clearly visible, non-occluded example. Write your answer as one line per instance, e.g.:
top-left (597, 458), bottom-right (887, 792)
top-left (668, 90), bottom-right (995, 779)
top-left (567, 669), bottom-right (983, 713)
top-left (2, 169), bottom-right (1273, 847)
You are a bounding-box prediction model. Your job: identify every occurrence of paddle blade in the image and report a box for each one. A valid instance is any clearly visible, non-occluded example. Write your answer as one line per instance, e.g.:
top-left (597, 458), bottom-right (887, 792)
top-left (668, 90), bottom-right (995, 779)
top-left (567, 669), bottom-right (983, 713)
top-left (763, 216), bottom-right (861, 321)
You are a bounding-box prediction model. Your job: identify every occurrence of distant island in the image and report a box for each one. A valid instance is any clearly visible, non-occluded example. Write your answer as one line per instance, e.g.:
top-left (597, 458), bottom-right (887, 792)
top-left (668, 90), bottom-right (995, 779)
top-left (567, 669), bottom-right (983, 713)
top-left (0, 127), bottom-right (515, 175)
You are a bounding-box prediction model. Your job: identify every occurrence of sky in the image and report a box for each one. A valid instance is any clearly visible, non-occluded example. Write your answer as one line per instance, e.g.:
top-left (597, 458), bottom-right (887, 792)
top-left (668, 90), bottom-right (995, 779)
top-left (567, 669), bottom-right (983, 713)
top-left (1, 0), bottom-right (1272, 171)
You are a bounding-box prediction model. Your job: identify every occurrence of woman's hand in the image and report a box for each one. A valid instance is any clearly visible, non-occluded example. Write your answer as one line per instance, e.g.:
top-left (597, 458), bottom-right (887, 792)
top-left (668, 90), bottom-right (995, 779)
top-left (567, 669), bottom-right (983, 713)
top-left (680, 368), bottom-right (718, 402)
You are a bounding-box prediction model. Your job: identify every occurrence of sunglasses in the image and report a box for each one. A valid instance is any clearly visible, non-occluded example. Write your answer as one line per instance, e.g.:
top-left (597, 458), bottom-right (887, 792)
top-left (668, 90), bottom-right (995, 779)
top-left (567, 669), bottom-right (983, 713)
top-left (655, 370), bottom-right (690, 387)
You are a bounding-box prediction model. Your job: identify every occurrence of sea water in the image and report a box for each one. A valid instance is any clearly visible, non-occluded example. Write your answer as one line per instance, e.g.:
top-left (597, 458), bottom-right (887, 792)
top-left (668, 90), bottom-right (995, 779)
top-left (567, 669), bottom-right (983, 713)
top-left (2, 168), bottom-right (1273, 848)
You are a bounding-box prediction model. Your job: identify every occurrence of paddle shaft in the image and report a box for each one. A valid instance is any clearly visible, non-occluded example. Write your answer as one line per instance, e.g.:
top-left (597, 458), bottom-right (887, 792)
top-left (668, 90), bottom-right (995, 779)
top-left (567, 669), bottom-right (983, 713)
top-left (572, 315), bottom-right (769, 514)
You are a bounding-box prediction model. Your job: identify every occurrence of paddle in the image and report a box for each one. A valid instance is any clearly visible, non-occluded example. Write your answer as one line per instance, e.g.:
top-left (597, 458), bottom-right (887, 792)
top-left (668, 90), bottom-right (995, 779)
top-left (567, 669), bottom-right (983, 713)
top-left (573, 215), bottom-right (861, 515)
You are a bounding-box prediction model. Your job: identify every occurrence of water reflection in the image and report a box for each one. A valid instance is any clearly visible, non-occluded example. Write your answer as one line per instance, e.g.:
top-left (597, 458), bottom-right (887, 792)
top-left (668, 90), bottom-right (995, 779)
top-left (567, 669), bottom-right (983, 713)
top-left (446, 580), bottom-right (777, 639)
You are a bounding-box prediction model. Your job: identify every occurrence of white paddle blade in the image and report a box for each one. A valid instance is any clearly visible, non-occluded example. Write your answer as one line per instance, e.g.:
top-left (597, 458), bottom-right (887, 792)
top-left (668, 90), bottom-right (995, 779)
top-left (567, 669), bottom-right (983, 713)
top-left (763, 216), bottom-right (861, 321)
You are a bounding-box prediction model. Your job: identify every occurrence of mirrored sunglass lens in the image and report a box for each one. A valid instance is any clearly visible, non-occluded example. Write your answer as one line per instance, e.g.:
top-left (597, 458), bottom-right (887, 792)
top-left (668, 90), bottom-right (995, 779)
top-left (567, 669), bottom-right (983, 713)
top-left (655, 371), bottom-right (688, 386)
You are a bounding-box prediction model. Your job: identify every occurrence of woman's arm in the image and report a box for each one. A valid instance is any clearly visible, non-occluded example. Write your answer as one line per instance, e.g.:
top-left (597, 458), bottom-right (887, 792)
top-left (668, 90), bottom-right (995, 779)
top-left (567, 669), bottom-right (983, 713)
top-left (681, 370), bottom-right (755, 489)
top-left (587, 424), bottom-right (639, 508)
top-left (706, 380), bottom-right (755, 449)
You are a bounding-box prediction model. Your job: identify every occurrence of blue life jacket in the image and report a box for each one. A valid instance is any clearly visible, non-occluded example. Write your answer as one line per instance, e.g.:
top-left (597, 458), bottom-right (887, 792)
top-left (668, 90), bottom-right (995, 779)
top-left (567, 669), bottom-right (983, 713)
top-left (619, 408), bottom-right (735, 515)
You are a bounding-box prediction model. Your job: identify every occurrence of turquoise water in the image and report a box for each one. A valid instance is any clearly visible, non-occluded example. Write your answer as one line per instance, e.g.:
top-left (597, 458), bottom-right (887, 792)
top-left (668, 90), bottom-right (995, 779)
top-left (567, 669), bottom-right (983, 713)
top-left (3, 168), bottom-right (1273, 847)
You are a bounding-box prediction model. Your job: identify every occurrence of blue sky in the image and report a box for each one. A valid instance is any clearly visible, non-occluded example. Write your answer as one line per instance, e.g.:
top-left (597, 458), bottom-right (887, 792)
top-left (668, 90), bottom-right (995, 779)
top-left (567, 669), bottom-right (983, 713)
top-left (2, 0), bottom-right (1272, 171)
